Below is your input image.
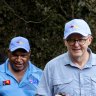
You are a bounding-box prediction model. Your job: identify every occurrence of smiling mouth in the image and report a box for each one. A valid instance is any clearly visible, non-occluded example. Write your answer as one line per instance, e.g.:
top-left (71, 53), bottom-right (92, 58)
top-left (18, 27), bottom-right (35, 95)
top-left (73, 48), bottom-right (81, 51)
top-left (15, 62), bottom-right (23, 66)
top-left (15, 64), bottom-right (22, 67)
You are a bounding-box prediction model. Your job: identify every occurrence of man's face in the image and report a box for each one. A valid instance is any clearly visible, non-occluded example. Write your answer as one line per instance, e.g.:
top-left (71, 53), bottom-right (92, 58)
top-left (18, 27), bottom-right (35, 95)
top-left (8, 49), bottom-right (30, 72)
top-left (64, 33), bottom-right (92, 58)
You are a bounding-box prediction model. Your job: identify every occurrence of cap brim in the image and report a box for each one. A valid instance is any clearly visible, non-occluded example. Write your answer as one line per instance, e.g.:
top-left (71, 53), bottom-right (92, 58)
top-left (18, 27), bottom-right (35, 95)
top-left (64, 31), bottom-right (89, 39)
top-left (10, 46), bottom-right (29, 52)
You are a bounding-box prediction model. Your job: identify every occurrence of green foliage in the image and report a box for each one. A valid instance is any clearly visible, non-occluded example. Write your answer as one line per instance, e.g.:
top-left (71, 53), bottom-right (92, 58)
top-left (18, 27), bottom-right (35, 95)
top-left (0, 0), bottom-right (96, 69)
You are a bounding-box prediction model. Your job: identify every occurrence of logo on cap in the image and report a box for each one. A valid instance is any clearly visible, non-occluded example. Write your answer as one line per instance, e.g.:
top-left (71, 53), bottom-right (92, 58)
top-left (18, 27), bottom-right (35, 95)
top-left (70, 25), bottom-right (78, 28)
top-left (17, 41), bottom-right (24, 45)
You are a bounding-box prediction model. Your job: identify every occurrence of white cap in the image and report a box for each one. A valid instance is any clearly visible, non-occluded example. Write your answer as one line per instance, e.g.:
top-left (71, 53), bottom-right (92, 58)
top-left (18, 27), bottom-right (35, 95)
top-left (64, 19), bottom-right (91, 39)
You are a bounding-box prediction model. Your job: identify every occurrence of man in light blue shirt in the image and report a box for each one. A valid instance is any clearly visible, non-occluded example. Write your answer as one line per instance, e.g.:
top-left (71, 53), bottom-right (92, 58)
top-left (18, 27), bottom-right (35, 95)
top-left (36, 19), bottom-right (96, 96)
top-left (0, 36), bottom-right (42, 96)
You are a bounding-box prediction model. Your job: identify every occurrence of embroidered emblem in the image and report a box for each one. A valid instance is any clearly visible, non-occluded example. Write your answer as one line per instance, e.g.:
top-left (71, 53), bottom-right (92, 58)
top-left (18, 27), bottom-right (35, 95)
top-left (16, 41), bottom-right (24, 44)
top-left (70, 25), bottom-right (78, 28)
top-left (3, 80), bottom-right (10, 85)
top-left (28, 75), bottom-right (39, 84)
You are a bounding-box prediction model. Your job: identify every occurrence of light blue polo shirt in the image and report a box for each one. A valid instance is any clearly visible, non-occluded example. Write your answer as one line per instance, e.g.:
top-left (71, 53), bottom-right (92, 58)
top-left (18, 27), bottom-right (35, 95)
top-left (0, 59), bottom-right (42, 96)
top-left (36, 49), bottom-right (96, 96)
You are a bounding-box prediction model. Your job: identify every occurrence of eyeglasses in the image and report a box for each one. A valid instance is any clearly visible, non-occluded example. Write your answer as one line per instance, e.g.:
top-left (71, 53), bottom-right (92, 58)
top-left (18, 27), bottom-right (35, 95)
top-left (66, 37), bottom-right (89, 46)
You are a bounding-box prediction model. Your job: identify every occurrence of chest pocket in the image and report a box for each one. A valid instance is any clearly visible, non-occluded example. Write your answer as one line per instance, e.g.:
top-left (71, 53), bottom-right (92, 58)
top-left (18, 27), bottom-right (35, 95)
top-left (53, 78), bottom-right (74, 96)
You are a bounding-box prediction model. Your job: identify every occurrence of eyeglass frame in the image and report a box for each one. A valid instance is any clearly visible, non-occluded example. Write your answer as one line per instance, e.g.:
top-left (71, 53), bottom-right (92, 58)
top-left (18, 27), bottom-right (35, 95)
top-left (65, 36), bottom-right (90, 46)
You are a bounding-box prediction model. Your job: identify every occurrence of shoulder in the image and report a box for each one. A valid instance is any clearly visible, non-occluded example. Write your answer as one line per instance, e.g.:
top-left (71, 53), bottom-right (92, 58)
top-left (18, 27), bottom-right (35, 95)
top-left (28, 61), bottom-right (42, 79)
top-left (92, 53), bottom-right (96, 56)
top-left (0, 62), bottom-right (6, 72)
top-left (43, 52), bottom-right (69, 72)
top-left (46, 52), bottom-right (68, 66)
top-left (91, 53), bottom-right (96, 62)
top-left (29, 62), bottom-right (42, 72)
